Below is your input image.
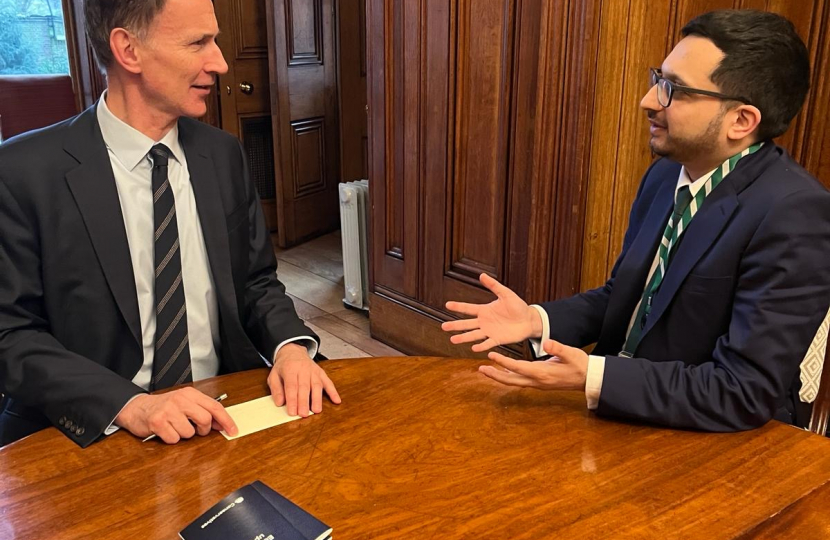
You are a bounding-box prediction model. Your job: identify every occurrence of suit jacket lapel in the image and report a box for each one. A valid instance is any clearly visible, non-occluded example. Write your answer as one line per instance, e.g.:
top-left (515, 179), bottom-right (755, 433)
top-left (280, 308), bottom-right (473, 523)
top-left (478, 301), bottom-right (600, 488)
top-left (596, 172), bottom-right (676, 353)
top-left (641, 143), bottom-right (779, 338)
top-left (178, 121), bottom-right (240, 324)
top-left (63, 106), bottom-right (142, 347)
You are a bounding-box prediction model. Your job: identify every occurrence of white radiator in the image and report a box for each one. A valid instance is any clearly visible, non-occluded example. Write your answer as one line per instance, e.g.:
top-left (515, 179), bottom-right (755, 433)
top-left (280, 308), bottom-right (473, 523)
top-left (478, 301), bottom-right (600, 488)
top-left (339, 180), bottom-right (370, 310)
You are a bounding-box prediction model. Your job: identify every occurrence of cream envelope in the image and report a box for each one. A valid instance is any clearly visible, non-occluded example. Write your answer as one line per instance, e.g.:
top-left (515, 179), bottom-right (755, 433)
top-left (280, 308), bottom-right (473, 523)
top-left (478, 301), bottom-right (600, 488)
top-left (220, 395), bottom-right (313, 440)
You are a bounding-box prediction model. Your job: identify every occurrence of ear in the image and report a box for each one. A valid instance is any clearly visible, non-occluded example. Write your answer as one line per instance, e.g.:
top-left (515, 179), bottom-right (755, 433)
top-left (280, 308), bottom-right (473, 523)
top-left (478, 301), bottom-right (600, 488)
top-left (109, 27), bottom-right (143, 75)
top-left (726, 104), bottom-right (762, 143)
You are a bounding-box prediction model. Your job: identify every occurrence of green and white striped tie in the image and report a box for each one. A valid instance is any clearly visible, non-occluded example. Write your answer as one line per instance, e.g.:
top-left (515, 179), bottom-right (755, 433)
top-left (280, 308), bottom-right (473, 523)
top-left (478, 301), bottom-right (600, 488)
top-left (621, 142), bottom-right (763, 357)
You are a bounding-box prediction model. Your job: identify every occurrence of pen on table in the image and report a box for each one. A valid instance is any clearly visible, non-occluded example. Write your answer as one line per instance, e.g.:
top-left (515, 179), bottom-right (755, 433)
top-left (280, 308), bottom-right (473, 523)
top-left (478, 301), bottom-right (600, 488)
top-left (142, 393), bottom-right (229, 443)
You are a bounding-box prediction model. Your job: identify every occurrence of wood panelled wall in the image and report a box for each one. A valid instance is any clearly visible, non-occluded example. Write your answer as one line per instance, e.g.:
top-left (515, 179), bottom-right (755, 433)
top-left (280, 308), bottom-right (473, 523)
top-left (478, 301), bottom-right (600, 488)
top-left (583, 0), bottom-right (830, 291)
top-left (368, 0), bottom-right (830, 357)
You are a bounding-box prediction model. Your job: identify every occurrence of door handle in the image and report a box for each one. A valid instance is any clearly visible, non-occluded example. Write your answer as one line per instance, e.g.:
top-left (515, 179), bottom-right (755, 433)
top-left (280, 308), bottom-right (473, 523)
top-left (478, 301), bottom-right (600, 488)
top-left (238, 82), bottom-right (254, 95)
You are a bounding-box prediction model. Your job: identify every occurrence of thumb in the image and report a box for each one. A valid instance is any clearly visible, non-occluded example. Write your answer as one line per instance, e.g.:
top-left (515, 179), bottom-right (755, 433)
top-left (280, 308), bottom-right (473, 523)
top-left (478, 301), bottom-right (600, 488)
top-left (542, 339), bottom-right (569, 359)
top-left (480, 273), bottom-right (507, 298)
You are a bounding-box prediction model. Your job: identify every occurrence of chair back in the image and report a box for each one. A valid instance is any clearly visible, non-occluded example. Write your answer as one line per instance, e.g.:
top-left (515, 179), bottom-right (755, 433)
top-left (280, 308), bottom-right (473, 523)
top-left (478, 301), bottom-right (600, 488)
top-left (0, 75), bottom-right (77, 140)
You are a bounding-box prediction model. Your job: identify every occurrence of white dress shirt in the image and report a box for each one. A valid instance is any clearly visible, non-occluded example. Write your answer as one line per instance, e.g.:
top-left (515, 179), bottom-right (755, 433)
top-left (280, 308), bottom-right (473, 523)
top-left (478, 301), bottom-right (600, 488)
top-left (530, 165), bottom-right (717, 409)
top-left (97, 94), bottom-right (315, 433)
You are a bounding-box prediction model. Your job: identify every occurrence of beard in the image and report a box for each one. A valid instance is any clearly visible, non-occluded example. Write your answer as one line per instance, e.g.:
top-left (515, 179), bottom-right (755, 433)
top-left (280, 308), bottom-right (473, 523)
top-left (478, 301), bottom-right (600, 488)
top-left (648, 108), bottom-right (726, 164)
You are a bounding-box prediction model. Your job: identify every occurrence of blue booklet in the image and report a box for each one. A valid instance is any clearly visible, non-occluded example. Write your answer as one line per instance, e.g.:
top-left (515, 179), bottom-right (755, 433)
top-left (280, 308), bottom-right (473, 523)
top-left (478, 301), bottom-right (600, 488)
top-left (179, 481), bottom-right (332, 540)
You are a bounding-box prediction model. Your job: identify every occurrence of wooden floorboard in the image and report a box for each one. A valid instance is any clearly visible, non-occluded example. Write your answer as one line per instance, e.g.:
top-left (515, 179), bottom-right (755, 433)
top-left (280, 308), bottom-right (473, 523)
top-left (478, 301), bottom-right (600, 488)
top-left (277, 260), bottom-right (345, 314)
top-left (308, 314), bottom-right (403, 358)
top-left (273, 232), bottom-right (344, 285)
top-left (274, 232), bottom-right (403, 358)
top-left (305, 321), bottom-right (372, 360)
top-left (286, 293), bottom-right (327, 321)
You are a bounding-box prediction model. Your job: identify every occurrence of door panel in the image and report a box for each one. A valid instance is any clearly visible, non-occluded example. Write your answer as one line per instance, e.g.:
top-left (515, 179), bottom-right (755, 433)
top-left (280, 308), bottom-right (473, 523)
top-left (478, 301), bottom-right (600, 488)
top-left (215, 0), bottom-right (278, 231)
top-left (268, 0), bottom-right (341, 247)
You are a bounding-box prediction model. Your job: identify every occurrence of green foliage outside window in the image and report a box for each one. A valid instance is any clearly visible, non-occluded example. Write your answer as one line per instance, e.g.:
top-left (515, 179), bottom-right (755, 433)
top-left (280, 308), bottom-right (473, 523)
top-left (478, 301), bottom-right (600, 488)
top-left (0, 0), bottom-right (69, 75)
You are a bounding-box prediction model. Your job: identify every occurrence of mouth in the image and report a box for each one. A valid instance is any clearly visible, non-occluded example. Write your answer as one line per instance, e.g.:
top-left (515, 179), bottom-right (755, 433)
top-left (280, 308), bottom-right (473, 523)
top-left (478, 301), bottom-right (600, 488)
top-left (191, 84), bottom-right (213, 93)
top-left (649, 120), bottom-right (666, 134)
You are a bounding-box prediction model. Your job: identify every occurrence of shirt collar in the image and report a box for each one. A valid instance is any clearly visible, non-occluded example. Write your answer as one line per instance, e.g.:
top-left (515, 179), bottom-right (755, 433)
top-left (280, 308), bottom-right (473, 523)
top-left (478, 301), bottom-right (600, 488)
top-left (96, 90), bottom-right (185, 172)
top-left (676, 165), bottom-right (716, 199)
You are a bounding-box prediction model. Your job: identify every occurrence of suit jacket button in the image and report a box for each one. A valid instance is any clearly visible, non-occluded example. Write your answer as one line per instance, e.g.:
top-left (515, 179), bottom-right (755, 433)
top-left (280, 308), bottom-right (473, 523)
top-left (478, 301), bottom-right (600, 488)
top-left (76, 427), bottom-right (85, 436)
top-left (69, 425), bottom-right (77, 433)
top-left (58, 417), bottom-right (67, 426)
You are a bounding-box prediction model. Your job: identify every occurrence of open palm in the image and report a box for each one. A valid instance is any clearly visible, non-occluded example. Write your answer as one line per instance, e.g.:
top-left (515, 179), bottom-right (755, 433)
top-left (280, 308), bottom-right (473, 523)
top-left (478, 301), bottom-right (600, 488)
top-left (442, 273), bottom-right (541, 352)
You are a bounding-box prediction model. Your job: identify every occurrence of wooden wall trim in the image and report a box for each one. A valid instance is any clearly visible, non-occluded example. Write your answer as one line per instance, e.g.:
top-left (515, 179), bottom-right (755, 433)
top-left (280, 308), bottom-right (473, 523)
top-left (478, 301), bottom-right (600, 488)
top-left (63, 0), bottom-right (106, 112)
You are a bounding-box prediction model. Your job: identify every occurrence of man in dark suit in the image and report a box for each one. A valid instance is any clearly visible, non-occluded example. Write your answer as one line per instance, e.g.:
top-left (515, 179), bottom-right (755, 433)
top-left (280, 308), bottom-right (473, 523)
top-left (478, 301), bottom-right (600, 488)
top-left (0, 0), bottom-right (340, 448)
top-left (442, 10), bottom-right (830, 431)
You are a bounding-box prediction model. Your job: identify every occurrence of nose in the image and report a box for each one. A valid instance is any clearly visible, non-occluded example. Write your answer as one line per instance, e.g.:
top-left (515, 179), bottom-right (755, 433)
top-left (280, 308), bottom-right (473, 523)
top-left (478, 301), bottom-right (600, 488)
top-left (640, 83), bottom-right (663, 112)
top-left (207, 40), bottom-right (229, 75)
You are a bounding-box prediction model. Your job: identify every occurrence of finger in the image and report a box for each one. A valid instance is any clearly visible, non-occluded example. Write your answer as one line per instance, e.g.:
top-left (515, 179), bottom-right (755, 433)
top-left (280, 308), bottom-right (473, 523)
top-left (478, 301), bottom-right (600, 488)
top-left (479, 273), bottom-right (508, 298)
top-left (450, 329), bottom-right (488, 345)
top-left (441, 318), bottom-right (480, 332)
top-left (169, 414), bottom-right (196, 440)
top-left (268, 370), bottom-right (286, 407)
top-left (183, 405), bottom-right (214, 437)
top-left (470, 337), bottom-right (500, 353)
top-left (310, 378), bottom-right (323, 414)
top-left (478, 365), bottom-right (534, 387)
top-left (445, 301), bottom-right (481, 317)
top-left (198, 394), bottom-right (238, 436)
top-left (321, 372), bottom-right (342, 404)
top-left (488, 351), bottom-right (537, 376)
top-left (297, 376), bottom-right (311, 417)
top-left (156, 423), bottom-right (181, 445)
top-left (284, 370), bottom-right (299, 417)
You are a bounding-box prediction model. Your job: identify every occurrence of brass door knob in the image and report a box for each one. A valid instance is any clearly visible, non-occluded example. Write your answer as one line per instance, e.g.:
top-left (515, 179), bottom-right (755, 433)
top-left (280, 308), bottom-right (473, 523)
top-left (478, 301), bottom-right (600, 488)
top-left (238, 82), bottom-right (254, 95)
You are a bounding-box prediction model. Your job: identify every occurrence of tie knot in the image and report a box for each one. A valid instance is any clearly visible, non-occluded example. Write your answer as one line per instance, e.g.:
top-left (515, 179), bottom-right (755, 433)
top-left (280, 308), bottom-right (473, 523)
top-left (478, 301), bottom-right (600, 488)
top-left (673, 185), bottom-right (693, 215)
top-left (149, 144), bottom-right (171, 167)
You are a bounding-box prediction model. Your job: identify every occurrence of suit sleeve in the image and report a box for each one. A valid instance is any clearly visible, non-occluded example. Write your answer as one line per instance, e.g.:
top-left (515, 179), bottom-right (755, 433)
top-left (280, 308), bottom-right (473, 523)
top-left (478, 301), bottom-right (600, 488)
top-left (0, 175), bottom-right (142, 448)
top-left (538, 161), bottom-right (660, 348)
top-left (234, 141), bottom-right (320, 358)
top-left (596, 187), bottom-right (830, 431)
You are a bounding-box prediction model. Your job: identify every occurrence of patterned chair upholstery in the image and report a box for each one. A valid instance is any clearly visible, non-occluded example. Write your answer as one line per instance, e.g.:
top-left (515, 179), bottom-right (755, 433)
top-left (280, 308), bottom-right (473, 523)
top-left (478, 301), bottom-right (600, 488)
top-left (801, 307), bottom-right (830, 436)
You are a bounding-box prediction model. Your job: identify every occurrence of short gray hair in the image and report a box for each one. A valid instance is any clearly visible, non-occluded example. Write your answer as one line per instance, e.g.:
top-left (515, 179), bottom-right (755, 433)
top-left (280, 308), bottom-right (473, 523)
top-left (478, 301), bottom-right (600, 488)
top-left (83, 0), bottom-right (167, 69)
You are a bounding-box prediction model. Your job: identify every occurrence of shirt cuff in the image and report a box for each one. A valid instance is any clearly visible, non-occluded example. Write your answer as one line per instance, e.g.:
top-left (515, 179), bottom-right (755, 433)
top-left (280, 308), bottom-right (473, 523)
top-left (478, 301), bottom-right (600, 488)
top-left (104, 393), bottom-right (145, 436)
top-left (269, 336), bottom-right (319, 366)
top-left (585, 355), bottom-right (606, 410)
top-left (529, 304), bottom-right (551, 358)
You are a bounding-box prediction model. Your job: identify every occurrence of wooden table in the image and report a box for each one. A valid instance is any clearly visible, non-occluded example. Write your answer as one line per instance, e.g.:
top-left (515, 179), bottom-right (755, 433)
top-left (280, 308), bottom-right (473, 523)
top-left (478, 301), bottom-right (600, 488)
top-left (2, 357), bottom-right (830, 539)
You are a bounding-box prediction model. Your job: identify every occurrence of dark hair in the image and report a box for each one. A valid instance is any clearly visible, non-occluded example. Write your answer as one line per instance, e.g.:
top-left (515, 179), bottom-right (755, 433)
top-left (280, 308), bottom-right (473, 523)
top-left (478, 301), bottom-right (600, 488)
top-left (84, 0), bottom-right (167, 69)
top-left (681, 9), bottom-right (810, 141)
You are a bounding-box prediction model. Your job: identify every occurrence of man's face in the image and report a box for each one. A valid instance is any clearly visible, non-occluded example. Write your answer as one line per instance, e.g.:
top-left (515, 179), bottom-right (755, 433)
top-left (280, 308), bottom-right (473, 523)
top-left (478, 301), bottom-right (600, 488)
top-left (133, 0), bottom-right (228, 119)
top-left (640, 36), bottom-right (731, 164)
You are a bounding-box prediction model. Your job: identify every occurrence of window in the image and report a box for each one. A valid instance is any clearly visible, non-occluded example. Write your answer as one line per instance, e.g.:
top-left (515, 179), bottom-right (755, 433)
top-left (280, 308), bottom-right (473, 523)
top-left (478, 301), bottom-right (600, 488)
top-left (0, 0), bottom-right (70, 75)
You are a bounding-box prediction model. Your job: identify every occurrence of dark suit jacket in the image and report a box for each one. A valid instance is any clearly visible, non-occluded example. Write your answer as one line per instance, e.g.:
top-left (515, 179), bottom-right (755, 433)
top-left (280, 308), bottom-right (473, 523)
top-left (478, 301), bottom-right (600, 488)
top-left (0, 105), bottom-right (317, 447)
top-left (540, 143), bottom-right (830, 431)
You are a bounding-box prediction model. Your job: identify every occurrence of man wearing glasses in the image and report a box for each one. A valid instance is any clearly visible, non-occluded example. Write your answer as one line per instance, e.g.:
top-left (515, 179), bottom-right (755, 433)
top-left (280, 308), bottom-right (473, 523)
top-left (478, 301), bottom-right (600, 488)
top-left (442, 10), bottom-right (830, 431)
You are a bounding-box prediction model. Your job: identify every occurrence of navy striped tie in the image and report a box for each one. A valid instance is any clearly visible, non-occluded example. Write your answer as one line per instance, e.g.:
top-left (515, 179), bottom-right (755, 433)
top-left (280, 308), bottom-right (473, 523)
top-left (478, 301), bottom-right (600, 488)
top-left (149, 144), bottom-right (192, 390)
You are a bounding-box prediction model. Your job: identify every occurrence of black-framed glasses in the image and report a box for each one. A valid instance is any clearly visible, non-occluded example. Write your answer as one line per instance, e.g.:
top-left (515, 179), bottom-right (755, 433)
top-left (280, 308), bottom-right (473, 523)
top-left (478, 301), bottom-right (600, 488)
top-left (649, 68), bottom-right (752, 108)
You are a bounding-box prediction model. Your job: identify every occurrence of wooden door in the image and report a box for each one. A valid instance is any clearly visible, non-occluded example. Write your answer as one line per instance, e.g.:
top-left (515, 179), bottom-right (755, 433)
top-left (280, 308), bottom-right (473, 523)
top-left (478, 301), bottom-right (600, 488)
top-left (337, 0), bottom-right (368, 183)
top-left (214, 0), bottom-right (278, 231)
top-left (266, 0), bottom-right (341, 248)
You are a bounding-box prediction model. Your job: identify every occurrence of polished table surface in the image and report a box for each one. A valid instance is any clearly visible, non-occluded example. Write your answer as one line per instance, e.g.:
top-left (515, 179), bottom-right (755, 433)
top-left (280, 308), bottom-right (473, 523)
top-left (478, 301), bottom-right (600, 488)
top-left (2, 356), bottom-right (830, 539)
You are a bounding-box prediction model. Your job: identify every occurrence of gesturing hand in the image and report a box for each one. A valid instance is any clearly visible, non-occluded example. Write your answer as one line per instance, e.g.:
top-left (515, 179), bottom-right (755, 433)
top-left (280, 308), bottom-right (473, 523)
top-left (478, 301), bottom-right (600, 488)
top-left (479, 339), bottom-right (588, 391)
top-left (268, 343), bottom-right (341, 417)
top-left (115, 387), bottom-right (238, 444)
top-left (442, 273), bottom-right (543, 352)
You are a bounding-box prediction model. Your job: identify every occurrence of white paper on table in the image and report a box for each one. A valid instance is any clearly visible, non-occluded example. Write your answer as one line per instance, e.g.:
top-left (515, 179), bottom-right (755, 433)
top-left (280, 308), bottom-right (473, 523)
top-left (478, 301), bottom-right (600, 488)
top-left (220, 395), bottom-right (313, 440)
